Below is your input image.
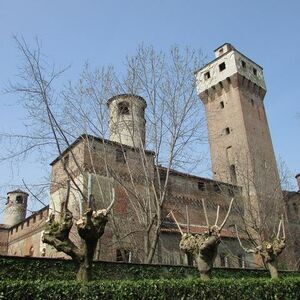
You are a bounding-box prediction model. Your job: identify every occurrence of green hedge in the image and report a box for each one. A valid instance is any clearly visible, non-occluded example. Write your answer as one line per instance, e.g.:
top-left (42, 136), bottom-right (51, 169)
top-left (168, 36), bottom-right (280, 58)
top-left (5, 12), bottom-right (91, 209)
top-left (1, 278), bottom-right (300, 300)
top-left (0, 256), bottom-right (299, 281)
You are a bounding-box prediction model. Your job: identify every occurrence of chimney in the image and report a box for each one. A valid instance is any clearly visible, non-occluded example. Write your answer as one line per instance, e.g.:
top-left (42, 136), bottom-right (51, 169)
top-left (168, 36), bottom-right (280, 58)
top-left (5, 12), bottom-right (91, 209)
top-left (295, 173), bottom-right (300, 192)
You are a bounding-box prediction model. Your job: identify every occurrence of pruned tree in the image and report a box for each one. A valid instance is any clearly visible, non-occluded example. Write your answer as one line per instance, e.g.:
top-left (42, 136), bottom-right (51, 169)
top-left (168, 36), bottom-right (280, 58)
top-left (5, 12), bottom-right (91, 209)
top-left (235, 218), bottom-right (286, 279)
top-left (170, 198), bottom-right (234, 280)
top-left (43, 180), bottom-right (114, 281)
top-left (5, 37), bottom-right (117, 281)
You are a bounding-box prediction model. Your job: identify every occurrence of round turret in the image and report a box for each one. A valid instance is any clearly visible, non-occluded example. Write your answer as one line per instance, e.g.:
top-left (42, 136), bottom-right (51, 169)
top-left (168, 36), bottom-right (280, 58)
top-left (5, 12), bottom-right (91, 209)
top-left (3, 189), bottom-right (28, 226)
top-left (107, 94), bottom-right (147, 148)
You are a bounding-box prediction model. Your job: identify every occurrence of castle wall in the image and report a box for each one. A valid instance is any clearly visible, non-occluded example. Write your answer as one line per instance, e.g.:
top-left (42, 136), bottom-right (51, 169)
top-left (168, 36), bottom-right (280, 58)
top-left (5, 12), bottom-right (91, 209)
top-left (7, 207), bottom-right (48, 257)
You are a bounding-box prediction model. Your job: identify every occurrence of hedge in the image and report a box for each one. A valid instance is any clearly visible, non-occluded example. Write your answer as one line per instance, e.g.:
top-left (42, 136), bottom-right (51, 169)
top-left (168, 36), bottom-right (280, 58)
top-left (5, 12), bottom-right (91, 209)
top-left (0, 278), bottom-right (300, 300)
top-left (1, 256), bottom-right (299, 281)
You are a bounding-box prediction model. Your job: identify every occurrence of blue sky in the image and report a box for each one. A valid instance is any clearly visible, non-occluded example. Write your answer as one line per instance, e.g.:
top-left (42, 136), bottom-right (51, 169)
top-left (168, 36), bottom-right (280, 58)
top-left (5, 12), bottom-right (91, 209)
top-left (0, 0), bottom-right (299, 212)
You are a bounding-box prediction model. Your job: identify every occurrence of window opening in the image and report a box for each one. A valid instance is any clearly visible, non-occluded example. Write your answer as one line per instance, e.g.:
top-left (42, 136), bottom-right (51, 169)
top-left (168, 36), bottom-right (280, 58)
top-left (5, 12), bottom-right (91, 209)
top-left (187, 253), bottom-right (194, 266)
top-left (220, 101), bottom-right (224, 109)
top-left (118, 101), bottom-right (130, 115)
top-left (16, 196), bottom-right (23, 204)
top-left (116, 149), bottom-right (126, 163)
top-left (230, 164), bottom-right (237, 184)
top-left (253, 68), bottom-right (257, 76)
top-left (198, 182), bottom-right (205, 191)
top-left (204, 71), bottom-right (210, 80)
top-left (225, 127), bottom-right (230, 135)
top-left (219, 62), bottom-right (226, 72)
top-left (116, 249), bottom-right (131, 262)
top-left (241, 60), bottom-right (246, 68)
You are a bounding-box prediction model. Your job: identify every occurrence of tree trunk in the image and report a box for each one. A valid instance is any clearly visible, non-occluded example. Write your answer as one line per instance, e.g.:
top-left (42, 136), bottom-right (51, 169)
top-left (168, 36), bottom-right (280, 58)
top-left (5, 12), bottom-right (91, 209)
top-left (76, 240), bottom-right (97, 282)
top-left (267, 261), bottom-right (279, 279)
top-left (195, 255), bottom-right (213, 281)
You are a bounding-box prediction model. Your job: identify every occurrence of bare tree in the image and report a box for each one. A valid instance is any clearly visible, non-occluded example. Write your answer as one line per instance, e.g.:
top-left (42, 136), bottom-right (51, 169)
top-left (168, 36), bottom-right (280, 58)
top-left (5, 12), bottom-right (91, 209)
top-left (59, 45), bottom-right (206, 263)
top-left (3, 38), bottom-right (206, 265)
top-left (5, 37), bottom-right (117, 281)
top-left (170, 198), bottom-right (234, 280)
top-left (235, 218), bottom-right (286, 279)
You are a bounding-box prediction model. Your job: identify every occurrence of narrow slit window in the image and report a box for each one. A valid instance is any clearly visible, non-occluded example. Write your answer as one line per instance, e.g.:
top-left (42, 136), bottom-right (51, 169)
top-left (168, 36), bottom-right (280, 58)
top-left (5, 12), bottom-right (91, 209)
top-left (241, 60), bottom-right (246, 68)
top-left (253, 67), bottom-right (257, 76)
top-left (225, 127), bottom-right (230, 135)
top-left (220, 101), bottom-right (224, 109)
top-left (230, 164), bottom-right (237, 184)
top-left (219, 62), bottom-right (226, 72)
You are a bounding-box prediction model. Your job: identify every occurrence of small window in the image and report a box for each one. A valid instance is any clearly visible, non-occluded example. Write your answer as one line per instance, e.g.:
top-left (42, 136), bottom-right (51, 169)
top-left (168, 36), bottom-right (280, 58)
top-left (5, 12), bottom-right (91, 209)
top-left (241, 60), bottom-right (246, 68)
top-left (220, 254), bottom-right (228, 267)
top-left (187, 253), bottom-right (194, 266)
top-left (116, 249), bottom-right (131, 262)
top-left (204, 71), bottom-right (211, 80)
top-left (238, 254), bottom-right (245, 268)
top-left (213, 184), bottom-right (220, 192)
top-left (230, 164), bottom-right (237, 184)
top-left (219, 48), bottom-right (224, 55)
top-left (118, 101), bottom-right (130, 115)
top-left (219, 62), bottom-right (226, 72)
top-left (253, 68), bottom-right (257, 76)
top-left (198, 182), bottom-right (205, 191)
top-left (220, 101), bottom-right (224, 109)
top-left (293, 203), bottom-right (298, 215)
top-left (16, 196), bottom-right (23, 204)
top-left (251, 99), bottom-right (254, 106)
top-left (116, 149), bottom-right (126, 163)
top-left (225, 127), bottom-right (230, 135)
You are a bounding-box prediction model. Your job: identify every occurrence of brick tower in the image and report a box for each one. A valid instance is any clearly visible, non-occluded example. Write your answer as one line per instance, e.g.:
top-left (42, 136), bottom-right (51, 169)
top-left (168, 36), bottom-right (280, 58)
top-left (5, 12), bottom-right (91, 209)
top-left (195, 43), bottom-right (282, 221)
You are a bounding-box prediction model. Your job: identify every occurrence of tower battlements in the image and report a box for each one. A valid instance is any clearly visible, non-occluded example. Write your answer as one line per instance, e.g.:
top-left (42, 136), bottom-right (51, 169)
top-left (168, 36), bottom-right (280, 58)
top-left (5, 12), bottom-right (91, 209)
top-left (195, 43), bottom-right (266, 99)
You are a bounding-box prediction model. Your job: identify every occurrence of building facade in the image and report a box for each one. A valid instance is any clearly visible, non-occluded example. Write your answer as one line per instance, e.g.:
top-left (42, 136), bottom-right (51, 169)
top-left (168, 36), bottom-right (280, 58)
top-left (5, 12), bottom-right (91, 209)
top-left (0, 44), bottom-right (299, 269)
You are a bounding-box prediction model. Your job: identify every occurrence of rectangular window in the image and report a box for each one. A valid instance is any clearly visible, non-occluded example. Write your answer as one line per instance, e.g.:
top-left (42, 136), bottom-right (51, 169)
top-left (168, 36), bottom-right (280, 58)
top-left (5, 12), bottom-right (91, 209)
top-left (116, 249), bottom-right (131, 262)
top-left (220, 101), bottom-right (224, 109)
top-left (198, 182), bottom-right (205, 191)
top-left (230, 164), bottom-right (237, 184)
top-left (225, 127), bottom-right (230, 135)
top-left (253, 67), bottom-right (257, 76)
top-left (213, 184), bottom-right (220, 192)
top-left (186, 253), bottom-right (194, 266)
top-left (241, 60), bottom-right (246, 68)
top-left (238, 254), bottom-right (245, 268)
top-left (116, 149), bottom-right (126, 163)
top-left (220, 254), bottom-right (228, 267)
top-left (204, 71), bottom-right (210, 80)
top-left (219, 62), bottom-right (226, 72)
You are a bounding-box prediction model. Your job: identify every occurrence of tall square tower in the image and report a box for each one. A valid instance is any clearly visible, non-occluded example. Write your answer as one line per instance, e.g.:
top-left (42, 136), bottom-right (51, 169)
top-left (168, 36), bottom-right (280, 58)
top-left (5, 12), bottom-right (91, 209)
top-left (195, 43), bottom-right (282, 220)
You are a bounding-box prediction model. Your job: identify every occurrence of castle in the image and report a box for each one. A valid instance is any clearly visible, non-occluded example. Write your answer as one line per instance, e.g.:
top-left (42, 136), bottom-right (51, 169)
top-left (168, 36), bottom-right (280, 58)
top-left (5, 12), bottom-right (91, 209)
top-left (0, 44), bottom-right (299, 269)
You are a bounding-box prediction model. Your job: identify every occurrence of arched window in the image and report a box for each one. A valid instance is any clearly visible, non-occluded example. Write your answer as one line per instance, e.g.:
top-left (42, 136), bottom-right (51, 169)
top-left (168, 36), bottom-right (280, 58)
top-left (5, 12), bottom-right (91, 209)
top-left (118, 101), bottom-right (129, 115)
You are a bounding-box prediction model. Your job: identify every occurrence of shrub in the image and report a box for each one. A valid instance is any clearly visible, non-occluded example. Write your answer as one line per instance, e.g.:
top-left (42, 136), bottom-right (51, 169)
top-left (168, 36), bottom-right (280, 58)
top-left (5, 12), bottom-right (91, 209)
top-left (0, 256), bottom-right (299, 281)
top-left (0, 278), bottom-right (300, 300)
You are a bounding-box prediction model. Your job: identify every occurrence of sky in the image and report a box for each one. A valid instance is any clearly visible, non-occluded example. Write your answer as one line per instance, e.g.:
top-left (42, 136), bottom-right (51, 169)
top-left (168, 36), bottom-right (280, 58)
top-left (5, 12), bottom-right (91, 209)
top-left (0, 0), bottom-right (299, 215)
